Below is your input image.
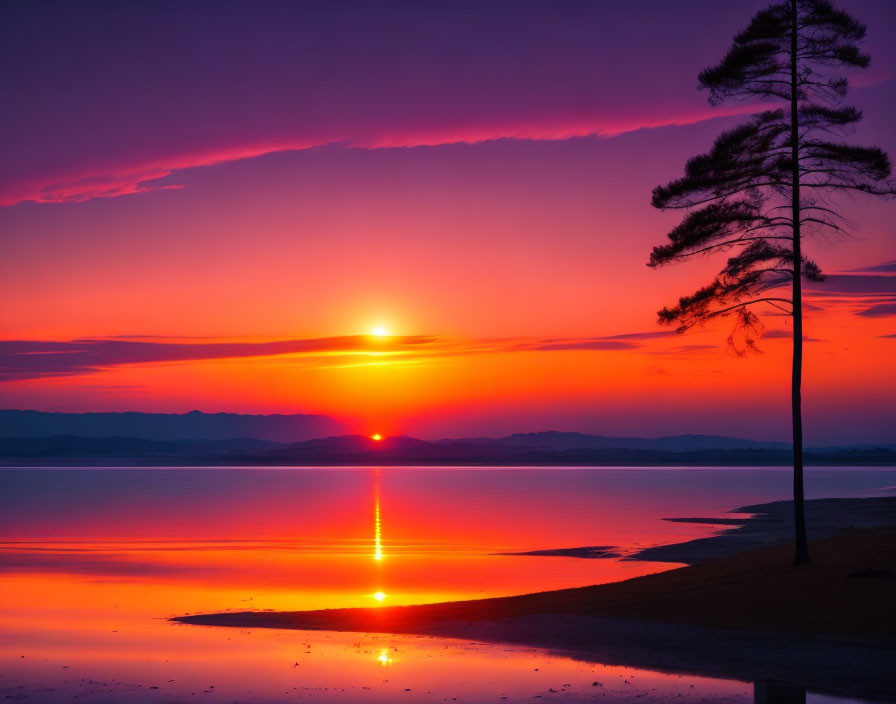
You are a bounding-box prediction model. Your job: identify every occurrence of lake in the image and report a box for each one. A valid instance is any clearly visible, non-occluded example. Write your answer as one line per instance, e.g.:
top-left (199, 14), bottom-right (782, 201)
top-left (1, 466), bottom-right (892, 702)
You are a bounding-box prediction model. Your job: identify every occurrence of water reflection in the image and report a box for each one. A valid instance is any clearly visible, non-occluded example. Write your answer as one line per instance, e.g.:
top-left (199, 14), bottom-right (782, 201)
top-left (0, 619), bottom-right (863, 703)
top-left (1, 468), bottom-right (890, 703)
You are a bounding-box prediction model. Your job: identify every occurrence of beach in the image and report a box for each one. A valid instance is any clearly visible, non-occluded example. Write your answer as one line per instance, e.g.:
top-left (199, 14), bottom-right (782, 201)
top-left (176, 498), bottom-right (896, 701)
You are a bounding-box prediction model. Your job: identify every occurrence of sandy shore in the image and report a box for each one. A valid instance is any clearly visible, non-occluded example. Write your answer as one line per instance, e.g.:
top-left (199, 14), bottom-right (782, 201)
top-left (630, 496), bottom-right (896, 563)
top-left (175, 498), bottom-right (896, 701)
top-left (500, 497), bottom-right (896, 564)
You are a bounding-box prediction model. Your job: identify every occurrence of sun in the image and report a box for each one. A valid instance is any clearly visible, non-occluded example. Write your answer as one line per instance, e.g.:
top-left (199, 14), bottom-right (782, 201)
top-left (372, 591), bottom-right (387, 602)
top-left (369, 325), bottom-right (390, 337)
top-left (370, 433), bottom-right (383, 442)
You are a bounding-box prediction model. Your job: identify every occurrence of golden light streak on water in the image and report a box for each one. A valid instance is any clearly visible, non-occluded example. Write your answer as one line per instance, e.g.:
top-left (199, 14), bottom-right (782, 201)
top-left (374, 471), bottom-right (383, 561)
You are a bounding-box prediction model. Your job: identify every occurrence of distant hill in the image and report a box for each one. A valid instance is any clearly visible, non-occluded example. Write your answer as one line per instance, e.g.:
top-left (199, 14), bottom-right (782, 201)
top-left (256, 435), bottom-right (894, 466)
top-left (0, 410), bottom-right (344, 443)
top-left (1, 432), bottom-right (894, 467)
top-left (0, 435), bottom-right (281, 459)
top-left (481, 431), bottom-right (791, 452)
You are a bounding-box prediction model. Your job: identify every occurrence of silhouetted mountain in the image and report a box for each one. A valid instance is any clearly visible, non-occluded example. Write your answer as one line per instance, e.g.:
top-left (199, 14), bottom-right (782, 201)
top-left (2, 433), bottom-right (894, 466)
top-left (0, 435), bottom-right (281, 459)
top-left (0, 410), bottom-right (344, 443)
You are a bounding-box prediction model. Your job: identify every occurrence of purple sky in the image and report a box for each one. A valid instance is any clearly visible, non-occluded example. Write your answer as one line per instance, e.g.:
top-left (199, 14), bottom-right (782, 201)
top-left (1, 1), bottom-right (895, 441)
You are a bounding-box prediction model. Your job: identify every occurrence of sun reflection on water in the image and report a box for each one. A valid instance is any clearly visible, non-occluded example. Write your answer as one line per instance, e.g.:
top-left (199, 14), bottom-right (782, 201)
top-left (371, 469), bottom-right (387, 603)
top-left (373, 468), bottom-right (385, 561)
top-left (374, 493), bottom-right (383, 561)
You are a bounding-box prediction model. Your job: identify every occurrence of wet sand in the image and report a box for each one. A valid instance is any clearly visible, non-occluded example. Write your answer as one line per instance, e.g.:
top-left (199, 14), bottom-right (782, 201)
top-left (176, 498), bottom-right (896, 701)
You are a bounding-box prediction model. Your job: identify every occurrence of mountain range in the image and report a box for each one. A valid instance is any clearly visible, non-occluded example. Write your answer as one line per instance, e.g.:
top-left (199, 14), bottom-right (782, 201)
top-left (0, 409), bottom-right (344, 443)
top-left (0, 412), bottom-right (893, 466)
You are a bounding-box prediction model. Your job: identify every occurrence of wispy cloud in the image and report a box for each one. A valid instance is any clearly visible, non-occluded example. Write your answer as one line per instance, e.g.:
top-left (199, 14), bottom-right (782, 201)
top-left (590, 330), bottom-right (677, 342)
top-left (761, 330), bottom-right (825, 342)
top-left (804, 267), bottom-right (896, 318)
top-left (805, 274), bottom-right (896, 296)
top-left (0, 336), bottom-right (436, 382)
top-left (0, 330), bottom-right (694, 382)
top-left (1, 107), bottom-right (759, 208)
top-left (857, 302), bottom-right (896, 318)
top-left (844, 260), bottom-right (896, 274)
top-left (516, 338), bottom-right (636, 352)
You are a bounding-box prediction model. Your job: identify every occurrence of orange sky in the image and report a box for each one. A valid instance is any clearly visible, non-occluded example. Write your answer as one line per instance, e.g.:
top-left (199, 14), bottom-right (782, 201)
top-left (1, 1), bottom-right (894, 443)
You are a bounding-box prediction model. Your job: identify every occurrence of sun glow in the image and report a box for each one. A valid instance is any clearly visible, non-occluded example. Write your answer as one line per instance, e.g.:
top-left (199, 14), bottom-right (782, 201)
top-left (376, 648), bottom-right (392, 665)
top-left (370, 326), bottom-right (390, 337)
top-left (372, 591), bottom-right (387, 602)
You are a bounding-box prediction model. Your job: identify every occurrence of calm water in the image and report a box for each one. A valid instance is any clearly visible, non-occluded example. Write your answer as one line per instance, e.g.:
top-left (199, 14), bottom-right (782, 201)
top-left (1, 466), bottom-right (892, 703)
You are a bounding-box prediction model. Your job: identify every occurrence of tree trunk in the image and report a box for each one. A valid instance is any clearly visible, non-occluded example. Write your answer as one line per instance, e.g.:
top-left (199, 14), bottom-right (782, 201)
top-left (790, 0), bottom-right (810, 565)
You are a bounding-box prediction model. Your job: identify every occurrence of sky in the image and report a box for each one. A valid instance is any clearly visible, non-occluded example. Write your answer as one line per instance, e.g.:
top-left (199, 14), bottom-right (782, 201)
top-left (1, 0), bottom-right (895, 442)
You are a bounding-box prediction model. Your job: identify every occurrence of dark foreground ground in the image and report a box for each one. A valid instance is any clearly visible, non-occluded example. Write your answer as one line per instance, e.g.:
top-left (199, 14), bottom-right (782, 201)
top-left (176, 501), bottom-right (896, 701)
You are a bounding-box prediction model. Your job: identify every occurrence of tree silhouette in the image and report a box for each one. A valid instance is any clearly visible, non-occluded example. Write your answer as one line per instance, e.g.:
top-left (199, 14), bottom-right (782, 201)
top-left (648, 0), bottom-right (894, 564)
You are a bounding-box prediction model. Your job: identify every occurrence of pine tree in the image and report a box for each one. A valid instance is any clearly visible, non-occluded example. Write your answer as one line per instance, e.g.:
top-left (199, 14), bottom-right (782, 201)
top-left (648, 0), bottom-right (894, 564)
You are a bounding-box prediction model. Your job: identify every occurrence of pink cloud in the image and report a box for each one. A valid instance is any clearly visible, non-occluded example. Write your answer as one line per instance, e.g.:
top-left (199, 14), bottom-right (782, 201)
top-left (1, 106), bottom-right (760, 208)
